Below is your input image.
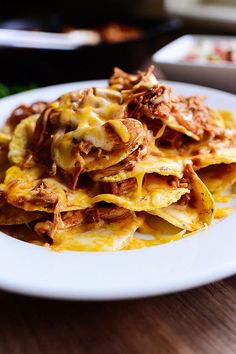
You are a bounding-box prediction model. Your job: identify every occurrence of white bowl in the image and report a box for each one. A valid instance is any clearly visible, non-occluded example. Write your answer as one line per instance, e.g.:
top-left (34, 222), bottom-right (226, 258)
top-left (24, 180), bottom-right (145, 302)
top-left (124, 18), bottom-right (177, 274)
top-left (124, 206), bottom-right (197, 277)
top-left (152, 35), bottom-right (236, 93)
top-left (0, 80), bottom-right (236, 300)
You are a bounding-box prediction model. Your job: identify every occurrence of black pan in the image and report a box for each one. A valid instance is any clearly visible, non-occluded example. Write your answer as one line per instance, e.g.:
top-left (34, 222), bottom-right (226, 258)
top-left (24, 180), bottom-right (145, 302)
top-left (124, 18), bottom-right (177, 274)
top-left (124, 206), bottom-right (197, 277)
top-left (0, 15), bottom-right (181, 85)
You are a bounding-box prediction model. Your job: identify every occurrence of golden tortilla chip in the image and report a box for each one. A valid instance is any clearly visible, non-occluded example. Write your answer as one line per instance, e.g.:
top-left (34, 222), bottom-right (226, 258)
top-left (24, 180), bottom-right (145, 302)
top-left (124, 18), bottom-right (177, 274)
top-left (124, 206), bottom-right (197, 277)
top-left (4, 166), bottom-right (94, 212)
top-left (52, 211), bottom-right (141, 252)
top-left (218, 110), bottom-right (236, 129)
top-left (90, 153), bottom-right (184, 182)
top-left (93, 173), bottom-right (189, 212)
top-left (198, 163), bottom-right (236, 194)
top-left (8, 114), bottom-right (39, 166)
top-left (150, 165), bottom-right (215, 231)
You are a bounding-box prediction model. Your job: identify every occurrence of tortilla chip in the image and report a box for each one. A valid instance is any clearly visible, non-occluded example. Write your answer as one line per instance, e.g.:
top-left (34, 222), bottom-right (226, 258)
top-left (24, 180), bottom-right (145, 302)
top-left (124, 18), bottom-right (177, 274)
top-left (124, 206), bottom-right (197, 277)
top-left (198, 163), bottom-right (236, 194)
top-left (52, 213), bottom-right (141, 252)
top-left (93, 173), bottom-right (189, 212)
top-left (52, 118), bottom-right (146, 174)
top-left (8, 114), bottom-right (39, 166)
top-left (90, 154), bottom-right (184, 182)
top-left (4, 166), bottom-right (94, 212)
top-left (218, 110), bottom-right (236, 129)
top-left (0, 204), bottom-right (44, 225)
top-left (150, 165), bottom-right (215, 231)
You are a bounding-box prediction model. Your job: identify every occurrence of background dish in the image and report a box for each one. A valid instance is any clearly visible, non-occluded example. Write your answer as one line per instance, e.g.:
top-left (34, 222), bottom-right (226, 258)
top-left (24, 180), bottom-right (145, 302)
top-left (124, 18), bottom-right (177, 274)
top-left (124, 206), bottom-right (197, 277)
top-left (0, 80), bottom-right (236, 300)
top-left (0, 15), bottom-right (180, 85)
top-left (152, 35), bottom-right (236, 93)
top-left (165, 0), bottom-right (236, 31)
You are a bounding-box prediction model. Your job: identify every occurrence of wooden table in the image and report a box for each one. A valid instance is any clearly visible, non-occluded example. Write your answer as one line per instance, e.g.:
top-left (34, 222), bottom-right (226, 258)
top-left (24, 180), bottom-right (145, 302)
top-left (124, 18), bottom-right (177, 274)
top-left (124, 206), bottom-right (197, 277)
top-left (1, 276), bottom-right (236, 354)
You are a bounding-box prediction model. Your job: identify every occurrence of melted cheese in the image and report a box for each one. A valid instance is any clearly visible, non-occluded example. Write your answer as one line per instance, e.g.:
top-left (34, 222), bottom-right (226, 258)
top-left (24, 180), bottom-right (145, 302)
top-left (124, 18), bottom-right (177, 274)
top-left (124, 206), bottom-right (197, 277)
top-left (151, 166), bottom-right (215, 231)
top-left (124, 215), bottom-right (187, 250)
top-left (91, 154), bottom-right (185, 182)
top-left (154, 122), bottom-right (166, 139)
top-left (52, 125), bottom-right (115, 172)
top-left (93, 174), bottom-right (189, 211)
top-left (52, 216), bottom-right (141, 252)
top-left (0, 132), bottom-right (11, 145)
top-left (164, 114), bottom-right (200, 141)
top-left (53, 88), bottom-right (125, 129)
top-left (218, 110), bottom-right (236, 129)
top-left (135, 172), bottom-right (145, 198)
top-left (49, 87), bottom-right (127, 172)
top-left (215, 207), bottom-right (233, 219)
top-left (108, 120), bottom-right (130, 143)
top-left (2, 73), bottom-right (236, 252)
top-left (4, 166), bottom-right (94, 212)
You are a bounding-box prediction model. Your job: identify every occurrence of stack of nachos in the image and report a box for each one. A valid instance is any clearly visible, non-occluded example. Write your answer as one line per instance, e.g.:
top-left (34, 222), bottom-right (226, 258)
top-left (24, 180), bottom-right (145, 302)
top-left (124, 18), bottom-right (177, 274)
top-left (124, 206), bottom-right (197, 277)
top-left (0, 66), bottom-right (235, 251)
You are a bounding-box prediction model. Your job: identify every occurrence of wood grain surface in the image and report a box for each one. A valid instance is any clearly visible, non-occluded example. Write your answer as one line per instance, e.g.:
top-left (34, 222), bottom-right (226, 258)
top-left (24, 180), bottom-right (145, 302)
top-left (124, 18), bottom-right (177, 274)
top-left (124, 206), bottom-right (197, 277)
top-left (0, 276), bottom-right (236, 354)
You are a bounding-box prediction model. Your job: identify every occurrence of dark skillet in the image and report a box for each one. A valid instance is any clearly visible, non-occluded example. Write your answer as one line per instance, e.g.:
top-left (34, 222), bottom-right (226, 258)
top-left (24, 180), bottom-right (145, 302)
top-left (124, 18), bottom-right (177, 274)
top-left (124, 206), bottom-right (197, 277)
top-left (0, 15), bottom-right (181, 85)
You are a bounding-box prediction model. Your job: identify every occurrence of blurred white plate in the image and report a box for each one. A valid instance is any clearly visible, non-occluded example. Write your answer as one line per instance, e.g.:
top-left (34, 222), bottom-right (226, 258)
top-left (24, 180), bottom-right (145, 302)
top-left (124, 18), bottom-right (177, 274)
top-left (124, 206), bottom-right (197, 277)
top-left (165, 0), bottom-right (236, 30)
top-left (153, 35), bottom-right (236, 93)
top-left (0, 80), bottom-right (236, 300)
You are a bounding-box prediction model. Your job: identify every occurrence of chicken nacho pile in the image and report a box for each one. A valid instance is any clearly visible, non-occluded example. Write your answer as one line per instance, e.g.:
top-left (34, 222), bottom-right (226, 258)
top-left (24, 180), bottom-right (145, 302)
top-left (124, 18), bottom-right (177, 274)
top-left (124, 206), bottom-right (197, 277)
top-left (0, 66), bottom-right (236, 251)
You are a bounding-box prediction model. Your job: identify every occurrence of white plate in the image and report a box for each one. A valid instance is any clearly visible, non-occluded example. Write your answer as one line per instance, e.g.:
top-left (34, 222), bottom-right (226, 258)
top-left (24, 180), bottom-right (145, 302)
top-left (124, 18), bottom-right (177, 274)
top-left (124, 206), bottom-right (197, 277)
top-left (152, 35), bottom-right (236, 93)
top-left (165, 0), bottom-right (236, 30)
top-left (0, 80), bottom-right (236, 300)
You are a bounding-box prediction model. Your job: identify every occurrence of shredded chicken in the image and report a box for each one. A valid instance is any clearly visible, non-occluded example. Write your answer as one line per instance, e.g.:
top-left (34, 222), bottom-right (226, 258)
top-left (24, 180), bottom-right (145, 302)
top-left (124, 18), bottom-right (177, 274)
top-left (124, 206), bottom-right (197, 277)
top-left (126, 85), bottom-right (170, 119)
top-left (90, 143), bottom-right (148, 180)
top-left (34, 220), bottom-right (54, 236)
top-left (167, 176), bottom-right (190, 189)
top-left (84, 206), bottom-right (134, 225)
top-left (62, 210), bottom-right (84, 226)
top-left (7, 101), bottom-right (47, 130)
top-left (30, 182), bottom-right (58, 208)
top-left (178, 193), bottom-right (191, 206)
top-left (77, 140), bottom-right (93, 155)
top-left (32, 106), bottom-right (60, 166)
top-left (125, 82), bottom-right (219, 140)
top-left (172, 96), bottom-right (216, 139)
top-left (142, 117), bottom-right (164, 136)
top-left (109, 67), bottom-right (145, 91)
top-left (32, 104), bottom-right (146, 188)
top-left (168, 173), bottom-right (192, 207)
top-left (158, 127), bottom-right (184, 150)
top-left (105, 178), bottom-right (137, 196)
top-left (35, 206), bottom-right (134, 237)
top-left (109, 66), bottom-right (157, 93)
